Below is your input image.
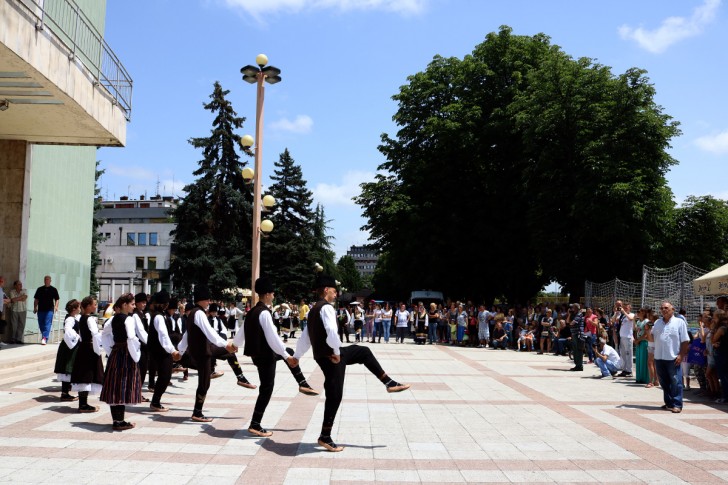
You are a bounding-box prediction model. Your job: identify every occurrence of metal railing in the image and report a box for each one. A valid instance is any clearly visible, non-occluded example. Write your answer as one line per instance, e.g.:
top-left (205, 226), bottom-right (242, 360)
top-left (12, 0), bottom-right (133, 120)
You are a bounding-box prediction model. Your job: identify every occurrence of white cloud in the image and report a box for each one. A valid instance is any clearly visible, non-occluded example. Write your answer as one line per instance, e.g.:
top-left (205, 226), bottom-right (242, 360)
top-left (618, 0), bottom-right (720, 53)
top-left (105, 163), bottom-right (155, 180)
top-left (695, 129), bottom-right (728, 154)
top-left (312, 169), bottom-right (375, 207)
top-left (222, 0), bottom-right (426, 18)
top-left (269, 115), bottom-right (314, 134)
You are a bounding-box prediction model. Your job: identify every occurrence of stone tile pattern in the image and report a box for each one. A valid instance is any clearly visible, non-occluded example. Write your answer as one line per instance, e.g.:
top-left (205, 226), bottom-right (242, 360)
top-left (1, 343), bottom-right (727, 484)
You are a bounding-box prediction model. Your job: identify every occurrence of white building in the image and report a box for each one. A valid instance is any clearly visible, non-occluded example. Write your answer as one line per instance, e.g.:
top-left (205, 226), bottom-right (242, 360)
top-left (347, 245), bottom-right (379, 277)
top-left (96, 196), bottom-right (176, 303)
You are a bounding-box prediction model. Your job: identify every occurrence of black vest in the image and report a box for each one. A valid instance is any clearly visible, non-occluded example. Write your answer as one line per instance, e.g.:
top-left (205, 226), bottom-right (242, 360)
top-left (186, 306), bottom-right (211, 358)
top-left (243, 301), bottom-right (276, 360)
top-left (111, 313), bottom-right (130, 343)
top-left (78, 315), bottom-right (92, 346)
top-left (148, 313), bottom-right (173, 357)
top-left (307, 300), bottom-right (335, 361)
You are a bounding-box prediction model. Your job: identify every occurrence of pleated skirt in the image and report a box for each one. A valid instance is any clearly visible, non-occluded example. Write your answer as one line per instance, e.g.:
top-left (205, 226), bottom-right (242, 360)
top-left (100, 343), bottom-right (142, 405)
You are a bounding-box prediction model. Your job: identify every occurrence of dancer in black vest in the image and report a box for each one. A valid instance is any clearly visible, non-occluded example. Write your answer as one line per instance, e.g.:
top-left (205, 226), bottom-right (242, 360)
top-left (147, 291), bottom-right (181, 412)
top-left (100, 293), bottom-right (142, 431)
top-left (293, 275), bottom-right (411, 452)
top-left (230, 277), bottom-right (319, 437)
top-left (54, 299), bottom-right (81, 402)
top-left (70, 296), bottom-right (104, 413)
top-left (176, 286), bottom-right (237, 422)
top-left (207, 302), bottom-right (255, 387)
top-left (132, 293), bottom-right (151, 401)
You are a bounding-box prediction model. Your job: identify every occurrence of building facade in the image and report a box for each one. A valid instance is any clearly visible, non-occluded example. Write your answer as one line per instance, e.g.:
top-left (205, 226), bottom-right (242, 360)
top-left (0, 0), bottom-right (131, 341)
top-left (96, 196), bottom-right (176, 305)
top-left (346, 245), bottom-right (379, 277)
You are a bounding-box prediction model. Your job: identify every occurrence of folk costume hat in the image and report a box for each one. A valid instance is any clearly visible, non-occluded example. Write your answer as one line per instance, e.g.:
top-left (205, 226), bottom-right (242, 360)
top-left (134, 292), bottom-right (148, 303)
top-left (314, 274), bottom-right (337, 289)
top-left (168, 296), bottom-right (179, 309)
top-left (255, 276), bottom-right (275, 295)
top-left (194, 285), bottom-right (211, 302)
top-left (152, 290), bottom-right (170, 305)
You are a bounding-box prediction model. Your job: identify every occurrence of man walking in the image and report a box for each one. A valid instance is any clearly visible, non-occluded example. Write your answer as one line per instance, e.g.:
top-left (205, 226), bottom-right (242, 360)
top-left (653, 300), bottom-right (690, 413)
top-left (33, 275), bottom-right (59, 345)
top-left (293, 274), bottom-right (410, 452)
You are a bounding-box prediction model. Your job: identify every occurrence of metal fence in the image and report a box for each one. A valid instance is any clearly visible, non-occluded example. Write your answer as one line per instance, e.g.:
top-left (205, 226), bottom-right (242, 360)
top-left (13, 0), bottom-right (133, 120)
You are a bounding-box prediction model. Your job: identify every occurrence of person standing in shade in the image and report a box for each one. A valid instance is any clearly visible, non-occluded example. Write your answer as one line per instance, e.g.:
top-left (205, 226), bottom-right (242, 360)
top-left (293, 274), bottom-right (410, 452)
top-left (617, 303), bottom-right (635, 378)
top-left (8, 280), bottom-right (28, 344)
top-left (395, 303), bottom-right (410, 344)
top-left (568, 303), bottom-right (586, 371)
top-left (100, 293), bottom-right (142, 431)
top-left (231, 276), bottom-right (319, 437)
top-left (132, 293), bottom-right (151, 399)
top-left (176, 286), bottom-right (237, 422)
top-left (33, 275), bottom-right (59, 345)
top-left (653, 300), bottom-right (690, 413)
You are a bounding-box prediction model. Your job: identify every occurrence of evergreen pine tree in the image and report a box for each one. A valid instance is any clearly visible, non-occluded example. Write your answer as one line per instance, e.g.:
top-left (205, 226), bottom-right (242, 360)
top-left (311, 204), bottom-right (338, 277)
top-left (170, 82), bottom-right (253, 297)
top-left (90, 160), bottom-right (106, 295)
top-left (260, 149), bottom-right (315, 301)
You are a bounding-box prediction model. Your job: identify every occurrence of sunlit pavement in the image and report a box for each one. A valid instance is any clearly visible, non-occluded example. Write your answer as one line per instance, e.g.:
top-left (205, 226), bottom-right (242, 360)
top-left (1, 341), bottom-right (727, 484)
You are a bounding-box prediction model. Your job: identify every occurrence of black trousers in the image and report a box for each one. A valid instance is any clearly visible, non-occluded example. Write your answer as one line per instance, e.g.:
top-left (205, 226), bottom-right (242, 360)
top-left (250, 348), bottom-right (305, 424)
top-left (338, 322), bottom-right (350, 342)
top-left (210, 346), bottom-right (243, 376)
top-left (315, 345), bottom-right (385, 431)
top-left (193, 355), bottom-right (212, 415)
top-left (138, 346), bottom-right (149, 385)
top-left (150, 352), bottom-right (172, 406)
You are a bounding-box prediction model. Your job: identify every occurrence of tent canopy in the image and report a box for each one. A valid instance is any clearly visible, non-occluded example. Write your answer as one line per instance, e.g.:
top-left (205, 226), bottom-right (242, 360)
top-left (693, 263), bottom-right (728, 296)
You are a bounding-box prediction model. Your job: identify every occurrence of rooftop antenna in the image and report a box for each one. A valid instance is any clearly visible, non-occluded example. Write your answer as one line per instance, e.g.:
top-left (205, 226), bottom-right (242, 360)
top-left (156, 176), bottom-right (160, 197)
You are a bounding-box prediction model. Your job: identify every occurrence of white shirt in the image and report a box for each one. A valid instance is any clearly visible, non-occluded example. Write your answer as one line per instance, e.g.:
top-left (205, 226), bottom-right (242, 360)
top-left (132, 312), bottom-right (149, 344)
top-left (233, 305), bottom-right (289, 359)
top-left (101, 315), bottom-right (141, 362)
top-left (294, 303), bottom-right (341, 358)
top-left (63, 315), bottom-right (80, 349)
top-left (653, 315), bottom-right (690, 361)
top-left (601, 344), bottom-right (622, 367)
top-left (396, 310), bottom-right (410, 327)
top-left (619, 312), bottom-right (635, 339)
top-left (374, 309), bottom-right (383, 322)
top-left (178, 308), bottom-right (227, 354)
top-left (152, 314), bottom-right (177, 354)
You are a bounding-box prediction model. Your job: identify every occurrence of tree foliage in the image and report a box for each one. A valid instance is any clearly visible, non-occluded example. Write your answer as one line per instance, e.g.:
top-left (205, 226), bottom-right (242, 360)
top-left (336, 255), bottom-right (363, 292)
top-left (90, 160), bottom-right (105, 295)
top-left (260, 149), bottom-right (316, 301)
top-left (660, 196), bottom-right (728, 270)
top-left (356, 26), bottom-right (680, 304)
top-left (310, 203), bottom-right (338, 277)
top-left (170, 82), bottom-right (253, 297)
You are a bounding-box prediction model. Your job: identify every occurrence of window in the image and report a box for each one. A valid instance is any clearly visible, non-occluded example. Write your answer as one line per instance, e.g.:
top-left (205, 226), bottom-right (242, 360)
top-left (136, 257), bottom-right (144, 270)
top-left (149, 232), bottom-right (158, 246)
top-left (104, 233), bottom-right (111, 239)
top-left (127, 232), bottom-right (136, 246)
top-left (138, 233), bottom-right (147, 246)
top-left (148, 257), bottom-right (157, 270)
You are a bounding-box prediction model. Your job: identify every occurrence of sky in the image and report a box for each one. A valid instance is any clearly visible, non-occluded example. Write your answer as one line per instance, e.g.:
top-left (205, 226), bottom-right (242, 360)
top-left (99, 0), bottom-right (728, 259)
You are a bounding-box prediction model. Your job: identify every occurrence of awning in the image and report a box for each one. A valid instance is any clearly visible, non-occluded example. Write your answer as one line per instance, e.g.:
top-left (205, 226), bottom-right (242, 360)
top-left (692, 263), bottom-right (728, 296)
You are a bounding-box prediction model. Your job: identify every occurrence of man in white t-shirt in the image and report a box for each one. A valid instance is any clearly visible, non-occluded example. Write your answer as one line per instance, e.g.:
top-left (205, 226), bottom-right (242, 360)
top-left (617, 303), bottom-right (635, 377)
top-left (594, 338), bottom-right (623, 379)
top-left (653, 300), bottom-right (690, 413)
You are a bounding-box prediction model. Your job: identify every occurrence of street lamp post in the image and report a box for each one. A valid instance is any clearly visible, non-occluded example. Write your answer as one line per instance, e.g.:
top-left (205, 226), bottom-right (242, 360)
top-left (240, 54), bottom-right (281, 305)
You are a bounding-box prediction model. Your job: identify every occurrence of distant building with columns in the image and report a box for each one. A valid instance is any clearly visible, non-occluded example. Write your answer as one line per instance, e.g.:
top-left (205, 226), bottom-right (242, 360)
top-left (96, 196), bottom-right (176, 304)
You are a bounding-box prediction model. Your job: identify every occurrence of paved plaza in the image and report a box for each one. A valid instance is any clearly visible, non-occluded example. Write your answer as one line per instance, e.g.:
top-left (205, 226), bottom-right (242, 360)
top-left (1, 341), bottom-right (727, 484)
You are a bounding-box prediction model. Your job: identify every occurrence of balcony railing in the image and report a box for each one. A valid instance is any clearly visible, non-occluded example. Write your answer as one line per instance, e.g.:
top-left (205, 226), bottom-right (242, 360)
top-left (13, 0), bottom-right (133, 120)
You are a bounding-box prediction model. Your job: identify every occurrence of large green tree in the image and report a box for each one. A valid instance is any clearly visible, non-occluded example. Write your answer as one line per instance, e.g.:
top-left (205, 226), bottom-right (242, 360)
top-left (170, 82), bottom-right (253, 297)
top-left (356, 26), bottom-right (680, 304)
top-left (90, 160), bottom-right (105, 295)
top-left (660, 195), bottom-right (728, 270)
top-left (260, 149), bottom-right (316, 301)
top-left (310, 203), bottom-right (338, 277)
top-left (336, 255), bottom-right (363, 292)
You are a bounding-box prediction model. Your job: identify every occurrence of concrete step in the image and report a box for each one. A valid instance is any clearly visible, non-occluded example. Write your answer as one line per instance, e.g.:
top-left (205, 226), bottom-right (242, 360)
top-left (0, 343), bottom-right (58, 389)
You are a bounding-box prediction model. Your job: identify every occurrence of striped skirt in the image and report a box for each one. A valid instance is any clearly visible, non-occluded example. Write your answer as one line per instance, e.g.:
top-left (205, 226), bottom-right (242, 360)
top-left (100, 343), bottom-right (142, 405)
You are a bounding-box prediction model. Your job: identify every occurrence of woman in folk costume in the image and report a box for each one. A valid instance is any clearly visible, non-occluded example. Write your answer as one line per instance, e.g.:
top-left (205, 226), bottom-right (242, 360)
top-left (351, 303), bottom-right (364, 342)
top-left (53, 299), bottom-right (81, 402)
top-left (414, 302), bottom-right (428, 345)
top-left (147, 291), bottom-right (181, 412)
top-left (70, 296), bottom-right (104, 413)
top-left (100, 293), bottom-right (142, 431)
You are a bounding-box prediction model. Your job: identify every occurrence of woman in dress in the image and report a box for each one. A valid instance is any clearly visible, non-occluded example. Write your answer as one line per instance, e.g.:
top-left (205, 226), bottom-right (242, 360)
top-left (53, 299), bottom-right (81, 402)
top-left (70, 296), bottom-right (104, 413)
top-left (414, 302), bottom-right (428, 345)
top-left (634, 307), bottom-right (650, 385)
top-left (100, 293), bottom-right (142, 431)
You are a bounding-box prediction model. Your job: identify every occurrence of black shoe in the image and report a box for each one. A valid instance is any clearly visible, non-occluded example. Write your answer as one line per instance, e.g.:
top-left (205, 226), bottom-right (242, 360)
top-left (569, 367), bottom-right (583, 371)
top-left (60, 393), bottom-right (78, 402)
top-left (112, 421), bottom-right (135, 431)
